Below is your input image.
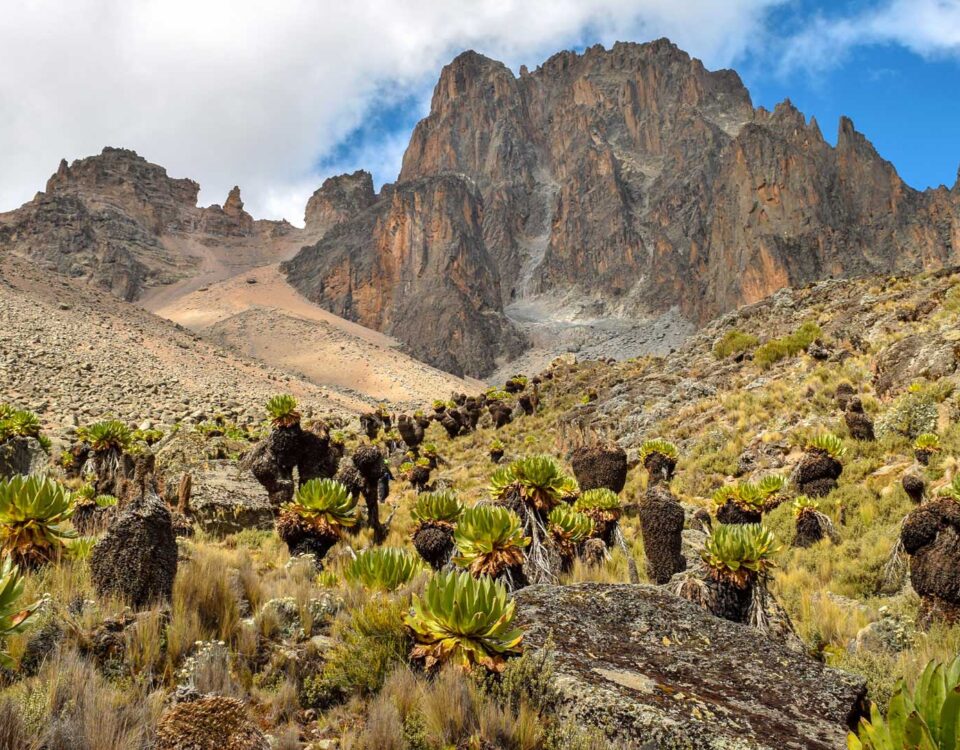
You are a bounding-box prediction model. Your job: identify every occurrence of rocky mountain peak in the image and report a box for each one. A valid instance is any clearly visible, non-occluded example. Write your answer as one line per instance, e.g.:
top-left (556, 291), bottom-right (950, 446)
top-left (1, 148), bottom-right (301, 301)
top-left (222, 186), bottom-right (245, 218)
top-left (303, 170), bottom-right (376, 238)
top-left (285, 39), bottom-right (959, 377)
top-left (41, 147), bottom-right (201, 234)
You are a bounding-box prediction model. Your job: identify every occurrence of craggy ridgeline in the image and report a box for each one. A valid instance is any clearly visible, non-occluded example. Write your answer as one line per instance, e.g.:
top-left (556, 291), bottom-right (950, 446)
top-left (0, 266), bottom-right (959, 749)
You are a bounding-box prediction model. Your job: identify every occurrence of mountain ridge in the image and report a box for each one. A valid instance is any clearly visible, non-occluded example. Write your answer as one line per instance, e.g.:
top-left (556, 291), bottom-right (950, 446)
top-left (1, 39), bottom-right (958, 379)
top-left (283, 38), bottom-right (959, 376)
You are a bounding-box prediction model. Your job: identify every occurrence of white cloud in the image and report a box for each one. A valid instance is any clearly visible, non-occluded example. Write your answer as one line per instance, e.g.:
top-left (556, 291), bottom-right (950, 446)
top-left (0, 0), bottom-right (785, 223)
top-left (779, 0), bottom-right (960, 75)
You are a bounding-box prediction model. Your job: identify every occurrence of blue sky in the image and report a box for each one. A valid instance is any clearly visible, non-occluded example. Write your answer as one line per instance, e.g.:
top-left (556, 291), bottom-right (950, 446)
top-left (743, 0), bottom-right (960, 190)
top-left (1, 0), bottom-right (958, 220)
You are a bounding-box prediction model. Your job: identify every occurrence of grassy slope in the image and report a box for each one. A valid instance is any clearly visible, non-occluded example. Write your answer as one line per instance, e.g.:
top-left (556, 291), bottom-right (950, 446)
top-left (2, 267), bottom-right (959, 746)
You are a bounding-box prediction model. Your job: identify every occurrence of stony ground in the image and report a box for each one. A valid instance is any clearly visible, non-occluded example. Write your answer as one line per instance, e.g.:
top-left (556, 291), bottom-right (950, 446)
top-left (0, 256), bottom-right (364, 433)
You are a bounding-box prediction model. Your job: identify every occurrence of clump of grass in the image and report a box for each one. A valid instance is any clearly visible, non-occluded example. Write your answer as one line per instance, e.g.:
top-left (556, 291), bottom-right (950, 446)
top-left (300, 595), bottom-right (410, 708)
top-left (754, 321), bottom-right (822, 369)
top-left (2, 647), bottom-right (164, 749)
top-left (165, 545), bottom-right (246, 672)
top-left (713, 329), bottom-right (759, 359)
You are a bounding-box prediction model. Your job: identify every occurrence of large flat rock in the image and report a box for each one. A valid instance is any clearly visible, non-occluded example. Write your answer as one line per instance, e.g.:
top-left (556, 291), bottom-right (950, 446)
top-left (513, 583), bottom-right (866, 749)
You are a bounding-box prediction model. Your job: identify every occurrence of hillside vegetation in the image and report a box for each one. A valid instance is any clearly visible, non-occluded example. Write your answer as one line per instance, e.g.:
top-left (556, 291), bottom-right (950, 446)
top-left (0, 266), bottom-right (958, 748)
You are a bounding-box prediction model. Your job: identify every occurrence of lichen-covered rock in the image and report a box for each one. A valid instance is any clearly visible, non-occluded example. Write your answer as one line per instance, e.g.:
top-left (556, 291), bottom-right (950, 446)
top-left (513, 583), bottom-right (866, 749)
top-left (89, 492), bottom-right (178, 608)
top-left (0, 436), bottom-right (48, 477)
top-left (874, 333), bottom-right (959, 397)
top-left (155, 695), bottom-right (268, 750)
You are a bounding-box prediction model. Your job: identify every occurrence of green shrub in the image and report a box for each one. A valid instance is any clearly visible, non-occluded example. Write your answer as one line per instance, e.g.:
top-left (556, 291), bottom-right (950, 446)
top-left (301, 596), bottom-right (410, 707)
top-left (753, 321), bottom-right (822, 369)
top-left (713, 330), bottom-right (759, 359)
top-left (475, 642), bottom-right (560, 714)
top-left (876, 387), bottom-right (939, 440)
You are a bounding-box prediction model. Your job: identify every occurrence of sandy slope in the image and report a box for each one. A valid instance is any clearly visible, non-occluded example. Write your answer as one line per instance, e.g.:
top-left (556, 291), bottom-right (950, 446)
top-left (145, 264), bottom-right (478, 404)
top-left (0, 256), bottom-right (368, 432)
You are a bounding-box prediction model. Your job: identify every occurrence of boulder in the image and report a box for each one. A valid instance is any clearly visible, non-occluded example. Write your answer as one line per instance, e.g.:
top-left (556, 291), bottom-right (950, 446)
top-left (187, 462), bottom-right (275, 535)
top-left (0, 437), bottom-right (48, 477)
top-left (513, 583), bottom-right (866, 749)
top-left (89, 492), bottom-right (178, 608)
top-left (873, 334), bottom-right (958, 397)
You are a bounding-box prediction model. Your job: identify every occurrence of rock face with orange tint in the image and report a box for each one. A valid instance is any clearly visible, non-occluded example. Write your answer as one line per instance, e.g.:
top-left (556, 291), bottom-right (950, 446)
top-left (3, 40), bottom-right (959, 378)
top-left (285, 39), bottom-right (959, 376)
top-left (283, 174), bottom-right (525, 377)
top-left (303, 170), bottom-right (377, 240)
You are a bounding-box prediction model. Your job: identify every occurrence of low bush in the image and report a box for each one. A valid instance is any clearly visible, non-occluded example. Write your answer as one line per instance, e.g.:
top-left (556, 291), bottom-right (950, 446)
top-left (300, 595), bottom-right (410, 708)
top-left (754, 321), bottom-right (822, 369)
top-left (713, 329), bottom-right (759, 359)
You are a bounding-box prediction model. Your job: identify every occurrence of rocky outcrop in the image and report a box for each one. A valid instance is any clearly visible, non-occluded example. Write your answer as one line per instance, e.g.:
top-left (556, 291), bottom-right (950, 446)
top-left (0, 437), bottom-right (48, 477)
top-left (303, 170), bottom-right (376, 239)
top-left (284, 39), bottom-right (959, 375)
top-left (198, 186), bottom-right (255, 237)
top-left (513, 583), bottom-right (867, 749)
top-left (283, 174), bottom-right (525, 377)
top-left (4, 40), bottom-right (959, 377)
top-left (0, 148), bottom-right (297, 301)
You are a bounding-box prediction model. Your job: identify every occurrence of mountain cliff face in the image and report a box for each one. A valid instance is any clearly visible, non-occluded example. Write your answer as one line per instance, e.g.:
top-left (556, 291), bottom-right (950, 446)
top-left (284, 39), bottom-right (960, 377)
top-left (0, 148), bottom-right (298, 300)
top-left (284, 174), bottom-right (525, 376)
